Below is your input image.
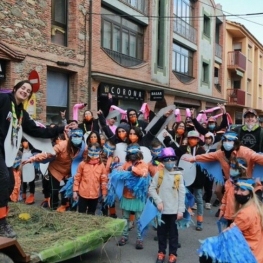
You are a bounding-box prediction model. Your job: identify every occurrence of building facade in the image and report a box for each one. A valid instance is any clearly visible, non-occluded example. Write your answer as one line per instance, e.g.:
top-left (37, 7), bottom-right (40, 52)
top-left (0, 0), bottom-right (226, 124)
top-left (224, 20), bottom-right (263, 124)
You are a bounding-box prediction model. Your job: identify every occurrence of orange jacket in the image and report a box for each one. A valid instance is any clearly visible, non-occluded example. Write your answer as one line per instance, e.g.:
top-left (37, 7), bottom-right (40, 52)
top-left (148, 162), bottom-right (164, 177)
top-left (73, 161), bottom-right (108, 199)
top-left (33, 140), bottom-right (82, 182)
top-left (231, 203), bottom-right (263, 262)
top-left (220, 180), bottom-right (235, 220)
top-left (122, 160), bottom-right (148, 199)
top-left (196, 146), bottom-right (263, 179)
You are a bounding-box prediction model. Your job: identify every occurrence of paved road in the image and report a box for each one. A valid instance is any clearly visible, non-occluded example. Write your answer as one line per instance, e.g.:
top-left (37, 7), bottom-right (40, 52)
top-left (33, 184), bottom-right (219, 263)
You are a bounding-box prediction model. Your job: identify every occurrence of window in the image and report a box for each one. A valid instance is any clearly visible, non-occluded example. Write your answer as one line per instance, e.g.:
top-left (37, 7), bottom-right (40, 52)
top-left (233, 80), bottom-right (241, 89)
top-left (46, 70), bottom-right (69, 124)
top-left (248, 45), bottom-right (252, 61)
top-left (101, 7), bottom-right (144, 66)
top-left (247, 79), bottom-right (251, 93)
top-left (172, 43), bottom-right (194, 82)
top-left (51, 0), bottom-right (68, 46)
top-left (260, 55), bottom-right (263, 69)
top-left (121, 0), bottom-right (147, 14)
top-left (202, 62), bottom-right (209, 83)
top-left (203, 15), bottom-right (210, 37)
top-left (259, 84), bottom-right (262, 97)
top-left (173, 0), bottom-right (194, 25)
top-left (157, 0), bottom-right (165, 68)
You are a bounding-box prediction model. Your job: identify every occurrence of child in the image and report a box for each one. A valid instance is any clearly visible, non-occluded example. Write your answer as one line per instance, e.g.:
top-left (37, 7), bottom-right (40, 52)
top-left (149, 147), bottom-right (185, 263)
top-left (117, 143), bottom-right (148, 249)
top-left (73, 143), bottom-right (108, 215)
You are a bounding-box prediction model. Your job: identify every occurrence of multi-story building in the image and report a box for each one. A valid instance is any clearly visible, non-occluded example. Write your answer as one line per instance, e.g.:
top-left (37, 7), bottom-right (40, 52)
top-left (0, 0), bottom-right (226, 124)
top-left (224, 20), bottom-right (263, 124)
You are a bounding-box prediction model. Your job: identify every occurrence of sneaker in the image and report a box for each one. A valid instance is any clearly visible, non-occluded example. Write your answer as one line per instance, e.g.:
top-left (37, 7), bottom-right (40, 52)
top-left (212, 199), bottom-right (220, 207)
top-left (40, 198), bottom-right (50, 208)
top-left (118, 236), bottom-right (128, 246)
top-left (156, 252), bottom-right (165, 263)
top-left (196, 221), bottom-right (203, 231)
top-left (168, 254), bottom-right (177, 263)
top-left (0, 223), bottom-right (17, 238)
top-left (205, 203), bottom-right (211, 210)
top-left (25, 194), bottom-right (35, 205)
top-left (135, 239), bottom-right (143, 249)
top-left (192, 203), bottom-right (197, 210)
top-left (56, 203), bottom-right (70, 213)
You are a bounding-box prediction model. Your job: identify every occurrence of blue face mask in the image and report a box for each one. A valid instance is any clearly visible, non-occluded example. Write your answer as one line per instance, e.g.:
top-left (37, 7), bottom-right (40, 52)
top-left (208, 124), bottom-right (216, 130)
top-left (223, 141), bottom-right (234, 151)
top-left (71, 137), bottom-right (82, 146)
top-left (103, 143), bottom-right (115, 157)
top-left (230, 168), bottom-right (240, 178)
top-left (164, 161), bottom-right (176, 171)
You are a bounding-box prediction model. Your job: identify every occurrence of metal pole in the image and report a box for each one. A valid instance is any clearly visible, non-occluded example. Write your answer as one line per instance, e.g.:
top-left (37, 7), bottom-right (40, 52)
top-left (88, 0), bottom-right (92, 109)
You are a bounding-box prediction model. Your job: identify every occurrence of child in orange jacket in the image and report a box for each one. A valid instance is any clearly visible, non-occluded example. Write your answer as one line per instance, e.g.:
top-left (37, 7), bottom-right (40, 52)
top-left (73, 143), bottom-right (108, 215)
top-left (117, 143), bottom-right (148, 250)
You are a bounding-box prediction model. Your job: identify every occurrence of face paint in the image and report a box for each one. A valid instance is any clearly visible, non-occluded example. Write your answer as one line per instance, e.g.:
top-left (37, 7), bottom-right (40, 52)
top-left (150, 146), bottom-right (163, 158)
top-left (103, 143), bottom-right (115, 157)
top-left (88, 147), bottom-right (101, 158)
top-left (188, 138), bottom-right (198, 147)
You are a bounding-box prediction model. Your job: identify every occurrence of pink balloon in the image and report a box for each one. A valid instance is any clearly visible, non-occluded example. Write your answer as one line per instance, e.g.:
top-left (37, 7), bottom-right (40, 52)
top-left (186, 108), bottom-right (191, 117)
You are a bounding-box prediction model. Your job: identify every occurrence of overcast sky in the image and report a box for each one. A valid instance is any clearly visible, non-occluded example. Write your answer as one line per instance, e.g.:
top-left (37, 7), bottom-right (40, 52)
top-left (216, 0), bottom-right (263, 45)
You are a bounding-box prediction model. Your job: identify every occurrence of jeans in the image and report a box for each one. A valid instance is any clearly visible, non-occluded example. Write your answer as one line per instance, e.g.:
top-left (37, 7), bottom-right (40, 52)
top-left (157, 214), bottom-right (178, 256)
top-left (194, 188), bottom-right (203, 220)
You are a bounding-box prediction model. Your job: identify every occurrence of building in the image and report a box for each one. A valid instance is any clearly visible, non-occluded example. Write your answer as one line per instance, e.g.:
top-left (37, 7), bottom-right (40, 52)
top-left (224, 20), bottom-right (263, 124)
top-left (0, 0), bottom-right (226, 124)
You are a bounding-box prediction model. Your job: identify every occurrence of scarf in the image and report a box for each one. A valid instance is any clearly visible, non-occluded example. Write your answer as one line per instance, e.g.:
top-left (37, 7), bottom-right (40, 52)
top-left (11, 102), bottom-right (23, 147)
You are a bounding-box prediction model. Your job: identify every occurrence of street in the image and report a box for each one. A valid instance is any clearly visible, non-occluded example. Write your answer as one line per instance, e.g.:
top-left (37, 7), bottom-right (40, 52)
top-left (33, 188), bottom-right (218, 263)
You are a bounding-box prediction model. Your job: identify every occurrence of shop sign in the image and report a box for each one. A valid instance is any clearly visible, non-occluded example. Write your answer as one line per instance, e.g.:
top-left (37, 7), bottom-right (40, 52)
top-left (99, 83), bottom-right (145, 101)
top-left (150, 90), bottom-right (164, 101)
top-left (0, 60), bottom-right (6, 79)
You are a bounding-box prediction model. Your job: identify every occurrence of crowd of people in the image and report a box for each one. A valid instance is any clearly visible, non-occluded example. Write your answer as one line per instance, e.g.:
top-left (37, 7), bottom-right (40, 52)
top-left (1, 80), bottom-right (263, 263)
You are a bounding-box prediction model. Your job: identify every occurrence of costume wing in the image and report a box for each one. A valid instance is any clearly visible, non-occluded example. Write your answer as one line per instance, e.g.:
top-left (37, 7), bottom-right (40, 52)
top-left (178, 154), bottom-right (196, 186)
top-left (21, 151), bottom-right (35, 183)
top-left (145, 105), bottom-right (175, 135)
top-left (157, 129), bottom-right (175, 147)
top-left (197, 161), bottom-right (224, 185)
top-left (113, 143), bottom-right (127, 164)
top-left (106, 109), bottom-right (120, 120)
top-left (198, 225), bottom-right (257, 263)
top-left (252, 163), bottom-right (263, 181)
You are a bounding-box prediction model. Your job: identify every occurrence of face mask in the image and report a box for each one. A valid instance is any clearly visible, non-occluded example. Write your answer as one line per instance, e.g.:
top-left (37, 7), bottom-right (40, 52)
top-left (223, 141), bottom-right (234, 151)
top-left (89, 137), bottom-right (98, 144)
top-left (22, 142), bottom-right (29, 149)
top-left (230, 168), bottom-right (240, 178)
top-left (103, 143), bottom-right (115, 157)
top-left (151, 147), bottom-right (163, 158)
top-left (129, 134), bottom-right (138, 143)
top-left (208, 124), bottom-right (216, 131)
top-left (188, 138), bottom-right (198, 147)
top-left (176, 128), bottom-right (184, 135)
top-left (85, 116), bottom-right (92, 121)
top-left (71, 137), bottom-right (82, 146)
top-left (245, 122), bottom-right (256, 131)
top-left (164, 162), bottom-right (176, 171)
top-left (234, 193), bottom-right (250, 205)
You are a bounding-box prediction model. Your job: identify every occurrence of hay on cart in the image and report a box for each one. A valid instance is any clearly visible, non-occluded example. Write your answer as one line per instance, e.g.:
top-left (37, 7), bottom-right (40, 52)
top-left (8, 203), bottom-right (125, 262)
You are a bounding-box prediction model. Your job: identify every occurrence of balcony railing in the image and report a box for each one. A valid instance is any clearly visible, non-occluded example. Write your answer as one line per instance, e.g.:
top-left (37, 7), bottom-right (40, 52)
top-left (227, 88), bottom-right (245, 106)
top-left (173, 16), bottom-right (197, 44)
top-left (227, 51), bottom-right (246, 72)
top-left (119, 0), bottom-right (148, 15)
top-left (215, 43), bottom-right (222, 59)
top-left (102, 48), bottom-right (144, 67)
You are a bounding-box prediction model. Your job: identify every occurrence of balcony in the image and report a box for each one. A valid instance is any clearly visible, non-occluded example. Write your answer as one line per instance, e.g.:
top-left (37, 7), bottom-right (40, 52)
top-left (119, 0), bottom-right (148, 15)
top-left (215, 43), bottom-right (222, 59)
top-left (173, 16), bottom-right (197, 44)
top-left (102, 48), bottom-right (144, 67)
top-left (227, 51), bottom-right (246, 72)
top-left (227, 89), bottom-right (245, 106)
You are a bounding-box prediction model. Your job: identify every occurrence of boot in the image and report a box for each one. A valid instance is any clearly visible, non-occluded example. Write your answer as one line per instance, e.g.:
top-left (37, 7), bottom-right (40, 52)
top-left (25, 194), bottom-right (35, 205)
top-left (0, 207), bottom-right (17, 238)
top-left (56, 202), bottom-right (70, 213)
top-left (22, 193), bottom-right (26, 202)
